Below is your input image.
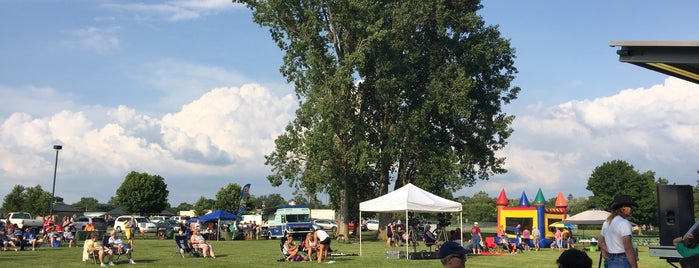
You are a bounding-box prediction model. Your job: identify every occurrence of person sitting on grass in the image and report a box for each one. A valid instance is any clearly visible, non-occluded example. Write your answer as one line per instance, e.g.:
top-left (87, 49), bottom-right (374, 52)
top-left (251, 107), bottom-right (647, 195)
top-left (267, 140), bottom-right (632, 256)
top-left (303, 233), bottom-right (318, 260)
top-left (283, 235), bottom-right (303, 262)
top-left (1, 230), bottom-right (19, 251)
top-left (22, 227), bottom-right (43, 251)
top-left (499, 233), bottom-right (517, 254)
top-left (108, 231), bottom-right (136, 264)
top-left (190, 229), bottom-right (216, 258)
top-left (84, 232), bottom-right (113, 266)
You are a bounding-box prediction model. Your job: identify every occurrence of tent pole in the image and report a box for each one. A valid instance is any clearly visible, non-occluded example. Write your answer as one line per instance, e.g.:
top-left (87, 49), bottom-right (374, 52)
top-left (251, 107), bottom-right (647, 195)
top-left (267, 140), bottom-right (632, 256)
top-left (460, 212), bottom-right (463, 247)
top-left (405, 209), bottom-right (408, 259)
top-left (359, 211), bottom-right (362, 256)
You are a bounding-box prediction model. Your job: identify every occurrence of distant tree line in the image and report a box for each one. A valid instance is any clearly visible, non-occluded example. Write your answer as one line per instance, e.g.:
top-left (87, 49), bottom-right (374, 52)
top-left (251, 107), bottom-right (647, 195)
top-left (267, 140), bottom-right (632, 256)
top-left (1, 171), bottom-right (329, 218)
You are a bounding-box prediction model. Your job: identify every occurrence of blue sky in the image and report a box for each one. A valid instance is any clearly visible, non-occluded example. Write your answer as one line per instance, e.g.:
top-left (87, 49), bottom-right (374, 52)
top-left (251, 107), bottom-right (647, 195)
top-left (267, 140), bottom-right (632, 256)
top-left (2, 0), bottom-right (699, 207)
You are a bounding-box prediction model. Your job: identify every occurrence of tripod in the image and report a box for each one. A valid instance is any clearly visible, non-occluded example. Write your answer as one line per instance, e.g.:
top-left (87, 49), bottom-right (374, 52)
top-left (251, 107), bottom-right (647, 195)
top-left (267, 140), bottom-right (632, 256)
top-left (434, 226), bottom-right (449, 244)
top-left (407, 225), bottom-right (421, 252)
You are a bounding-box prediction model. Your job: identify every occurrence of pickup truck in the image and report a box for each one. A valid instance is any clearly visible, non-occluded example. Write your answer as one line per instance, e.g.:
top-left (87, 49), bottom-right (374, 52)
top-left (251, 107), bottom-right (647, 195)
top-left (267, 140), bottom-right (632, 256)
top-left (2, 212), bottom-right (44, 229)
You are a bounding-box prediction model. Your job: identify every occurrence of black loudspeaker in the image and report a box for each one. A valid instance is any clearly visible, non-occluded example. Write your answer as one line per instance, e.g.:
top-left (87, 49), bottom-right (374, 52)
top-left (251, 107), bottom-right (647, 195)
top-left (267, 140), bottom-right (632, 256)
top-left (657, 185), bottom-right (695, 246)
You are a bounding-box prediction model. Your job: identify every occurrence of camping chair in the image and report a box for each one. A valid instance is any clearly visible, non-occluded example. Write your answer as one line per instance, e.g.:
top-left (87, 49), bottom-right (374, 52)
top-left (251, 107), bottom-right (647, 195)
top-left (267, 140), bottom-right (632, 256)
top-left (423, 230), bottom-right (437, 251)
top-left (174, 235), bottom-right (199, 258)
top-left (103, 235), bottom-right (126, 263)
top-left (484, 236), bottom-right (499, 253)
top-left (82, 239), bottom-right (98, 265)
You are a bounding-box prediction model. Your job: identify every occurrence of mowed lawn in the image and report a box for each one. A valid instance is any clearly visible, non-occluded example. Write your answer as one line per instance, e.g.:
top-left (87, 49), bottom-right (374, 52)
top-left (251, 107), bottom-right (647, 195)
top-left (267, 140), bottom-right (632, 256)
top-left (0, 232), bottom-right (669, 268)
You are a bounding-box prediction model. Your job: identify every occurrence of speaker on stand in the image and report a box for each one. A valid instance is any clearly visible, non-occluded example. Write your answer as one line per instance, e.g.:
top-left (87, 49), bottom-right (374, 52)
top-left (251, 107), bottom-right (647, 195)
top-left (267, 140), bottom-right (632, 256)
top-left (657, 185), bottom-right (695, 246)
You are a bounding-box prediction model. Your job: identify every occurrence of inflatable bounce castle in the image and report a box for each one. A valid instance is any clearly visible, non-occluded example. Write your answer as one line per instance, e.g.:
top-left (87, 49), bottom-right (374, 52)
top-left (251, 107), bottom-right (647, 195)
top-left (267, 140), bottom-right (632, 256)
top-left (496, 188), bottom-right (568, 247)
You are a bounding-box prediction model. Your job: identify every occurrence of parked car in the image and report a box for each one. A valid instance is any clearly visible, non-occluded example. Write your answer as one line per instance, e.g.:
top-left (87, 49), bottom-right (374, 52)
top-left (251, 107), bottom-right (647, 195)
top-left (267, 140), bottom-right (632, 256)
top-left (365, 219), bottom-right (379, 231)
top-left (1, 212), bottom-right (43, 229)
top-left (154, 219), bottom-right (180, 232)
top-left (113, 216), bottom-right (158, 233)
top-left (170, 216), bottom-right (191, 224)
top-left (149, 216), bottom-right (169, 222)
top-left (312, 219), bottom-right (338, 232)
top-left (72, 216), bottom-right (108, 231)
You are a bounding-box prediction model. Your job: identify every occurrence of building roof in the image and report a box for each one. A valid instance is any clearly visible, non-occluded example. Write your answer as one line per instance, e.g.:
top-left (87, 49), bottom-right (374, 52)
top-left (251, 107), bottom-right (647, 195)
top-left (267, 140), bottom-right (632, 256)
top-left (52, 203), bottom-right (81, 213)
top-left (610, 40), bottom-right (699, 84)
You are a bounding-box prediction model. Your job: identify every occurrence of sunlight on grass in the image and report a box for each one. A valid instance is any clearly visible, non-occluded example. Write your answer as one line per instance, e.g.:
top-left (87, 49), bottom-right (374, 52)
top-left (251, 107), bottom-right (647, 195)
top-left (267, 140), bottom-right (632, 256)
top-left (0, 231), bottom-right (668, 268)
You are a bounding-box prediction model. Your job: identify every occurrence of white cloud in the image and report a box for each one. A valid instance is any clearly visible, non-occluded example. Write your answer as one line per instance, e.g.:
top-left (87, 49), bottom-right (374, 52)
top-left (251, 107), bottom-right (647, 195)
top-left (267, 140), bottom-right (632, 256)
top-left (0, 84), bottom-right (295, 204)
top-left (3, 76), bottom-right (698, 206)
top-left (459, 77), bottom-right (699, 199)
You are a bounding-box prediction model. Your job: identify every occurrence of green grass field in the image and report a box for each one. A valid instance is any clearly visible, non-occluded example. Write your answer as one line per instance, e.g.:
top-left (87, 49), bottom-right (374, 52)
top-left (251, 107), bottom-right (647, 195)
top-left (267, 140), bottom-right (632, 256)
top-left (0, 231), bottom-right (670, 267)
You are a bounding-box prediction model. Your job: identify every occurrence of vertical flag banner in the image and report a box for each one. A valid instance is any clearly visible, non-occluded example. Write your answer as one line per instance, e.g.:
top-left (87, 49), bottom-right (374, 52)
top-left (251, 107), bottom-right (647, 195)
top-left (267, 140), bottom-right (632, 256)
top-left (237, 184), bottom-right (251, 218)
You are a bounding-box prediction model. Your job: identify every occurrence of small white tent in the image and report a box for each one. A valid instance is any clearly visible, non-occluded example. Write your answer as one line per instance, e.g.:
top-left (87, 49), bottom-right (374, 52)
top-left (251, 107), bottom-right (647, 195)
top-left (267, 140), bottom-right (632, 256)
top-left (358, 183), bottom-right (463, 259)
top-left (563, 209), bottom-right (611, 225)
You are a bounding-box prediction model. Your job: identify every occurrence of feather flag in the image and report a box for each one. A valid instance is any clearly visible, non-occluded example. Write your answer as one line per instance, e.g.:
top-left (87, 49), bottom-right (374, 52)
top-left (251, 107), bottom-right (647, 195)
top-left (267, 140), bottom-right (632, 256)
top-left (236, 184), bottom-right (251, 218)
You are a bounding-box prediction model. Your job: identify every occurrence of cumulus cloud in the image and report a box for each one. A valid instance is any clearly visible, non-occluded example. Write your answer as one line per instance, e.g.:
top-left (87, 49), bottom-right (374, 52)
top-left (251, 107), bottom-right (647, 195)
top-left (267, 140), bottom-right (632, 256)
top-left (0, 84), bottom-right (295, 203)
top-left (463, 77), bottom-right (699, 199)
top-left (3, 76), bottom-right (698, 205)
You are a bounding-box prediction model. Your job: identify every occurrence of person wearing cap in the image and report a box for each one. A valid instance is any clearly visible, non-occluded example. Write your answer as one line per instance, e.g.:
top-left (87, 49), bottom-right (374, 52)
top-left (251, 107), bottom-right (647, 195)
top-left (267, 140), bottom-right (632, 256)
top-left (470, 222), bottom-right (482, 254)
top-left (598, 194), bottom-right (639, 268)
top-left (438, 241), bottom-right (467, 268)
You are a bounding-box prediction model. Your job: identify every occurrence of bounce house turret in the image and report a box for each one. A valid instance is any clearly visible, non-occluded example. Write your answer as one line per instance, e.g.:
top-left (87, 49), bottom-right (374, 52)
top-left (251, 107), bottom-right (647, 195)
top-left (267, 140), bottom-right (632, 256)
top-left (555, 192), bottom-right (568, 219)
top-left (518, 192), bottom-right (531, 207)
top-left (533, 189), bottom-right (546, 242)
top-left (496, 189), bottom-right (509, 206)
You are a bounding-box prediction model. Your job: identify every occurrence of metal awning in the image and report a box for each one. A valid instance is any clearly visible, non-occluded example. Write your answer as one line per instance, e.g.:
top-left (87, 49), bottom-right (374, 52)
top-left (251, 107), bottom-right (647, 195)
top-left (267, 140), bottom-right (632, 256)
top-left (610, 40), bottom-right (699, 84)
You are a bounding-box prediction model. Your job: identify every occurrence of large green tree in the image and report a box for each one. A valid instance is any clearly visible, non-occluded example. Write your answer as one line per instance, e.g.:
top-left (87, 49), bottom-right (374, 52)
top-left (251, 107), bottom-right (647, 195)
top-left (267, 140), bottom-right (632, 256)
top-left (175, 202), bottom-right (193, 212)
top-left (214, 183), bottom-right (243, 213)
top-left (192, 196), bottom-right (214, 217)
top-left (71, 197), bottom-right (100, 212)
top-left (586, 160), bottom-right (660, 225)
top-left (460, 191), bottom-right (496, 222)
top-left (1, 185), bottom-right (52, 217)
top-left (250, 194), bottom-right (287, 210)
top-left (236, 0), bottom-right (519, 237)
top-left (115, 171), bottom-right (169, 215)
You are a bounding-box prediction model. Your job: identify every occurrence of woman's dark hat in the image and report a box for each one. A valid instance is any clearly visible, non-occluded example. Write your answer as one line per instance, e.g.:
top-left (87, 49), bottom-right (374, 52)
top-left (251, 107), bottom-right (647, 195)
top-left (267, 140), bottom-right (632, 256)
top-left (609, 194), bottom-right (639, 210)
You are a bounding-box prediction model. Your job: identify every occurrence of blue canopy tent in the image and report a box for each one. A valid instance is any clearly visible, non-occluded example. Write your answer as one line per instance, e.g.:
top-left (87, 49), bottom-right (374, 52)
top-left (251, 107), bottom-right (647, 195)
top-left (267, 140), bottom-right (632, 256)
top-left (196, 210), bottom-right (238, 240)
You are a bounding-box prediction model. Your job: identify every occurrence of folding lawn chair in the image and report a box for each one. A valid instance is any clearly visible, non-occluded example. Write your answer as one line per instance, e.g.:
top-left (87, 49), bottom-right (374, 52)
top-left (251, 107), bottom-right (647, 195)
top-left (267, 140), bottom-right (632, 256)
top-left (103, 235), bottom-right (127, 262)
top-left (175, 235), bottom-right (198, 258)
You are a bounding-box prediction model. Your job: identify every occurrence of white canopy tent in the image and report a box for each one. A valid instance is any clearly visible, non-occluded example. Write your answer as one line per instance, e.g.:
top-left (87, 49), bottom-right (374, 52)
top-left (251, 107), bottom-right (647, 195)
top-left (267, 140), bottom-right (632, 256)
top-left (563, 209), bottom-right (611, 225)
top-left (358, 183), bottom-right (463, 259)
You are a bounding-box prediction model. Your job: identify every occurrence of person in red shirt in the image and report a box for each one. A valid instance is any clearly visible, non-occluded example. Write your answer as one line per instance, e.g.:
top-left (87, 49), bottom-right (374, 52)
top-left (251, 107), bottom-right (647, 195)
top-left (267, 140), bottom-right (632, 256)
top-left (348, 221), bottom-right (355, 235)
top-left (471, 222), bottom-right (482, 254)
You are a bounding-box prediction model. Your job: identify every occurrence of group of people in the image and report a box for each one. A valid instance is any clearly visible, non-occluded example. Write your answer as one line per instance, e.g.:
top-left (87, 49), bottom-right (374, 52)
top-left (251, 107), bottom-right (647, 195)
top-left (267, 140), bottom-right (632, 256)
top-left (84, 231), bottom-right (136, 266)
top-left (282, 228), bottom-right (332, 263)
top-left (0, 215), bottom-right (82, 251)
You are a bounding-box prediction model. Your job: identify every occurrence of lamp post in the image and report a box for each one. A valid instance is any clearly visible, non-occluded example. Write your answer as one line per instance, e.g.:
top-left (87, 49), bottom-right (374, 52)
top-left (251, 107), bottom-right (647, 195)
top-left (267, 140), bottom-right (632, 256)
top-left (49, 144), bottom-right (62, 217)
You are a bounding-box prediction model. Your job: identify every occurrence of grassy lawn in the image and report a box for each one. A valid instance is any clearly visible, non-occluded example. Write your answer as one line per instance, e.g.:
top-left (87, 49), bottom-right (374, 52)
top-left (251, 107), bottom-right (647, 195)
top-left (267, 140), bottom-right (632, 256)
top-left (0, 231), bottom-right (670, 267)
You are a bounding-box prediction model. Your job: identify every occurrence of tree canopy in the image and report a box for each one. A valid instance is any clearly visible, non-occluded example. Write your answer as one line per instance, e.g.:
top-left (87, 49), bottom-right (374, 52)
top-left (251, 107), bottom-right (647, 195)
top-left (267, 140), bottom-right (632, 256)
top-left (586, 160), bottom-right (661, 225)
top-left (1, 185), bottom-right (51, 217)
top-left (235, 0), bottom-right (519, 237)
top-left (115, 171), bottom-right (169, 215)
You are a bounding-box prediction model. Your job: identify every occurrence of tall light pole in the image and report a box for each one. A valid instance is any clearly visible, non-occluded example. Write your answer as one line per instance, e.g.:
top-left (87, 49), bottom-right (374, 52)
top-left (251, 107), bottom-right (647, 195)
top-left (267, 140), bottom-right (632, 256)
top-left (49, 144), bottom-right (62, 216)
